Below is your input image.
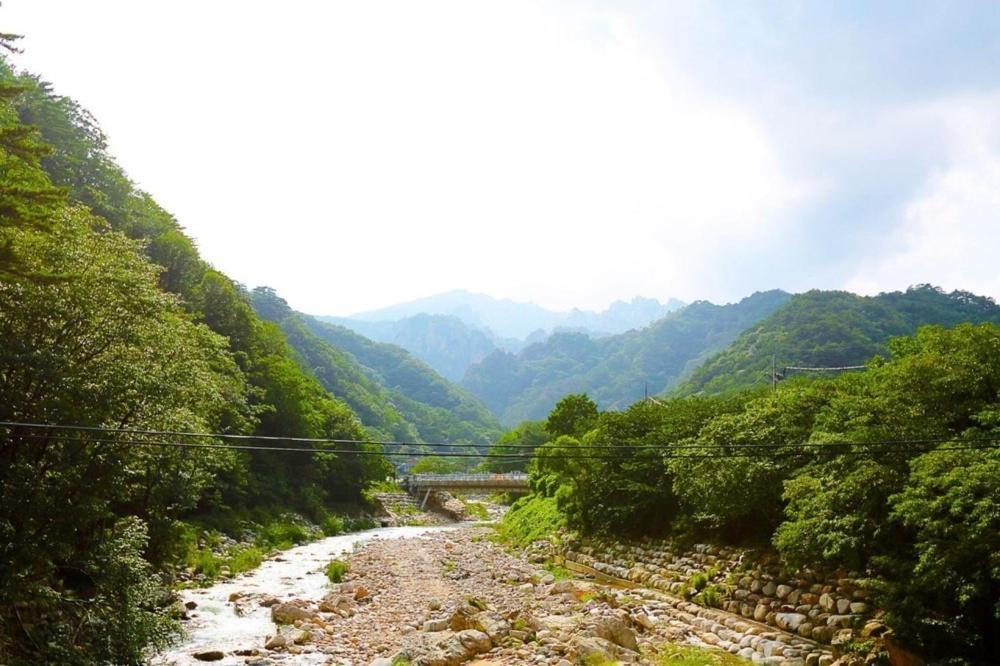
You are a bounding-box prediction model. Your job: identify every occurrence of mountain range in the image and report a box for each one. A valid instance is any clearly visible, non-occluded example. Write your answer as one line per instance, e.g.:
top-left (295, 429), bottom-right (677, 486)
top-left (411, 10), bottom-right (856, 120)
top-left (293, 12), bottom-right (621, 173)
top-left (460, 290), bottom-right (791, 424)
top-left (316, 285), bottom-right (1000, 428)
top-left (319, 290), bottom-right (685, 380)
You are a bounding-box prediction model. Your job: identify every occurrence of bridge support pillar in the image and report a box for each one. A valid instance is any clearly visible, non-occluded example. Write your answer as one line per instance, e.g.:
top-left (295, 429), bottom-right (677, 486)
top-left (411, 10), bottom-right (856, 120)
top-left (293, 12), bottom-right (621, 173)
top-left (420, 488), bottom-right (432, 510)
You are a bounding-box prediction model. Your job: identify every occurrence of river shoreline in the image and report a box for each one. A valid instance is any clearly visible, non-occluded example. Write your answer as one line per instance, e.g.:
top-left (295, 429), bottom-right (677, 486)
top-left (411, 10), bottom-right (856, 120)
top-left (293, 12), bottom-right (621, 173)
top-left (157, 523), bottom-right (832, 666)
top-left (156, 525), bottom-right (461, 665)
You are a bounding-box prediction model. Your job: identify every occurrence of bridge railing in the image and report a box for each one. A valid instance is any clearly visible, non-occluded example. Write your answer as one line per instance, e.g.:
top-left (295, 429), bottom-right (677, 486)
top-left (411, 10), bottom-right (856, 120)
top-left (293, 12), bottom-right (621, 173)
top-left (404, 472), bottom-right (529, 489)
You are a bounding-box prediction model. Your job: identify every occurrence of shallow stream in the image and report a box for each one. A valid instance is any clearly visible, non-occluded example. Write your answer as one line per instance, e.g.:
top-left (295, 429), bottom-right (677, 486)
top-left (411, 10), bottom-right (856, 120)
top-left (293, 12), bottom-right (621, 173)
top-left (156, 525), bottom-right (457, 665)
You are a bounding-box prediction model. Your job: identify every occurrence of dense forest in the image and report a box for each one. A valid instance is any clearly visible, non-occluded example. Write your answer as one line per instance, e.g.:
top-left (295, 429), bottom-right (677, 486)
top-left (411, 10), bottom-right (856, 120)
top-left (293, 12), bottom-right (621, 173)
top-left (678, 287), bottom-right (1000, 395)
top-left (0, 53), bottom-right (392, 663)
top-left (461, 290), bottom-right (791, 424)
top-left (251, 287), bottom-right (502, 446)
top-left (507, 323), bottom-right (1000, 663)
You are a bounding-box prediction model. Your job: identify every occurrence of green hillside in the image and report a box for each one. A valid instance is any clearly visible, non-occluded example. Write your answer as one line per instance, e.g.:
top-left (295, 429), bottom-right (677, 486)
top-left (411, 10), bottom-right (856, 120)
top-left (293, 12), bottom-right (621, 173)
top-left (677, 286), bottom-right (1000, 395)
top-left (0, 57), bottom-right (390, 662)
top-left (252, 288), bottom-right (502, 445)
top-left (461, 290), bottom-right (790, 424)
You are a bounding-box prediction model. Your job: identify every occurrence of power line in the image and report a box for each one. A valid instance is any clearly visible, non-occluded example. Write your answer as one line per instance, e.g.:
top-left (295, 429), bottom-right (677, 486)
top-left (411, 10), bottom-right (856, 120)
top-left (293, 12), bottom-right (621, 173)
top-left (3, 421), bottom-right (999, 452)
top-left (784, 365), bottom-right (868, 372)
top-left (5, 431), bottom-right (997, 461)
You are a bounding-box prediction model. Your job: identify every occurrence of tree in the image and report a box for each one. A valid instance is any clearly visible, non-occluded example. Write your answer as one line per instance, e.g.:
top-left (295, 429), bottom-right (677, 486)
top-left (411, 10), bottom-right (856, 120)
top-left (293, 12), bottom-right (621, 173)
top-left (545, 393), bottom-right (598, 439)
top-left (409, 456), bottom-right (465, 474)
top-left (0, 209), bottom-right (250, 663)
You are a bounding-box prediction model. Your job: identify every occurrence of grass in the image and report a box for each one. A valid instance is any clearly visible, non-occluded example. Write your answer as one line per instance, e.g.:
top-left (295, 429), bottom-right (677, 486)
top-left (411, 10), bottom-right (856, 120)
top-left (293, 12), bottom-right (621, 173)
top-left (544, 563), bottom-right (574, 581)
top-left (655, 644), bottom-right (746, 666)
top-left (177, 508), bottom-right (375, 587)
top-left (463, 500), bottom-right (490, 521)
top-left (325, 559), bottom-right (349, 583)
top-left (495, 494), bottom-right (565, 548)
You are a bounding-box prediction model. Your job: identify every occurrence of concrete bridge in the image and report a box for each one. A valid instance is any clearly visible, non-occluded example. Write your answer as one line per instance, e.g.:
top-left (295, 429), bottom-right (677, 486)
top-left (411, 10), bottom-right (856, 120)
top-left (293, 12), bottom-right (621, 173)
top-left (403, 472), bottom-right (529, 494)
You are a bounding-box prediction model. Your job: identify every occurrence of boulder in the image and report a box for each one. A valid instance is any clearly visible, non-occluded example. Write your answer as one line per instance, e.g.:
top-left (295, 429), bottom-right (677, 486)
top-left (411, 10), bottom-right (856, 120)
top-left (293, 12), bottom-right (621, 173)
top-left (319, 594), bottom-right (354, 613)
top-left (192, 650), bottom-right (225, 662)
top-left (473, 611), bottom-right (510, 641)
top-left (423, 618), bottom-right (450, 632)
top-left (776, 613), bottom-right (808, 632)
top-left (569, 636), bottom-right (617, 663)
top-left (264, 634), bottom-right (288, 650)
top-left (271, 603), bottom-right (317, 624)
top-left (592, 616), bottom-right (639, 652)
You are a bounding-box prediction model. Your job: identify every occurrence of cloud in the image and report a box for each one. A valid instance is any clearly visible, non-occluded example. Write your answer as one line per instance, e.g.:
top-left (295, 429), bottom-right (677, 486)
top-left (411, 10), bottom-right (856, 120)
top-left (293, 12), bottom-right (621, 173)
top-left (5, 0), bottom-right (808, 313)
top-left (846, 95), bottom-right (1000, 299)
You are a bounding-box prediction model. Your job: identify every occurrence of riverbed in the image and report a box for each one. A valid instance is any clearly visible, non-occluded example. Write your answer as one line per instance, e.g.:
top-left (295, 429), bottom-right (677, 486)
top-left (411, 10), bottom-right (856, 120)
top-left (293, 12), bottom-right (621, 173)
top-left (155, 525), bottom-right (458, 665)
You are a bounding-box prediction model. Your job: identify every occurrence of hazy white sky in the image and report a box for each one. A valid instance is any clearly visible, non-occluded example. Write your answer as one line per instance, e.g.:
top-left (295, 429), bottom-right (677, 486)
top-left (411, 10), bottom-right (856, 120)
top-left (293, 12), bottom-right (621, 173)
top-left (5, 1), bottom-right (1000, 314)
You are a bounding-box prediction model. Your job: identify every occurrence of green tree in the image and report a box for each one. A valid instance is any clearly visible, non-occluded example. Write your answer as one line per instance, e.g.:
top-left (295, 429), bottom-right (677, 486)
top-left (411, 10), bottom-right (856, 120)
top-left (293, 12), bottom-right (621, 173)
top-left (0, 209), bottom-right (250, 663)
top-left (482, 420), bottom-right (548, 472)
top-left (545, 393), bottom-right (598, 439)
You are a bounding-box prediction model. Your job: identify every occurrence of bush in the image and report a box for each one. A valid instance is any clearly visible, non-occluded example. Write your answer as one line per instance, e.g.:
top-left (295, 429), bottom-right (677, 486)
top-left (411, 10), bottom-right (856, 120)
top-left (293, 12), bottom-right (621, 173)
top-left (325, 559), bottom-right (349, 583)
top-left (229, 547), bottom-right (264, 574)
top-left (322, 515), bottom-right (345, 536)
top-left (259, 521), bottom-right (313, 549)
top-left (496, 495), bottom-right (566, 548)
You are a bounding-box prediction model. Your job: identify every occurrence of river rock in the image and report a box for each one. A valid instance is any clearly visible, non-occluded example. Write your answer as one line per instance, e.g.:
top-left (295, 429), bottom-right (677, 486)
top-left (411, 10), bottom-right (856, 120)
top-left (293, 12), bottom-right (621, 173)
top-left (473, 611), bottom-right (509, 641)
top-left (192, 650), bottom-right (224, 661)
top-left (271, 602), bottom-right (318, 624)
top-left (592, 616), bottom-right (638, 652)
top-left (423, 618), bottom-right (450, 632)
top-left (775, 612), bottom-right (808, 632)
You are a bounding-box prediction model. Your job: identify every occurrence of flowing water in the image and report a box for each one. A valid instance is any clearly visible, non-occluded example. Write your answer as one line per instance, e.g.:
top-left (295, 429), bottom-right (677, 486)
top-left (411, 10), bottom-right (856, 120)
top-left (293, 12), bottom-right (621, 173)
top-left (156, 525), bottom-right (458, 665)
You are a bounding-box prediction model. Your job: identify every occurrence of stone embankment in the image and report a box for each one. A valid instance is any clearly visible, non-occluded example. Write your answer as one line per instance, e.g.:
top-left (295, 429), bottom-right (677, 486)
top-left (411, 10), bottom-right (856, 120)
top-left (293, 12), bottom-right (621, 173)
top-left (562, 537), bottom-right (888, 652)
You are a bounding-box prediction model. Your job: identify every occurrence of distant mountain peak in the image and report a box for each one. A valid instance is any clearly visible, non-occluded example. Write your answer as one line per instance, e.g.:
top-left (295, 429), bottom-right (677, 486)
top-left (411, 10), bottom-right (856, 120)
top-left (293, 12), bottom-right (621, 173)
top-left (340, 290), bottom-right (685, 341)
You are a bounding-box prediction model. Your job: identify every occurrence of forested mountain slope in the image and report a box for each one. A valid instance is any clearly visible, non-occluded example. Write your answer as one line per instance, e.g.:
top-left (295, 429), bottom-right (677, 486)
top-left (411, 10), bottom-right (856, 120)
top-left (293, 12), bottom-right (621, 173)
top-left (677, 285), bottom-right (1000, 395)
top-left (321, 313), bottom-right (501, 381)
top-left (253, 289), bottom-right (503, 445)
top-left (461, 290), bottom-right (790, 424)
top-left (0, 58), bottom-right (390, 662)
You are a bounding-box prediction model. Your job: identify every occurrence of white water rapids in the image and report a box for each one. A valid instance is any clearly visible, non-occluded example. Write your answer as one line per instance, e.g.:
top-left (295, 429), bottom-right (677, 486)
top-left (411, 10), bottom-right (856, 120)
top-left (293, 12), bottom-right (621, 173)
top-left (156, 525), bottom-right (458, 665)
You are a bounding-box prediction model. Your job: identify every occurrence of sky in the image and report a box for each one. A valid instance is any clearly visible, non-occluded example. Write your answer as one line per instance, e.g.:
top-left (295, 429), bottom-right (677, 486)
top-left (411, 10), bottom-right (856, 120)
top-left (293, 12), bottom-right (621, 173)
top-left (4, 0), bottom-right (1000, 315)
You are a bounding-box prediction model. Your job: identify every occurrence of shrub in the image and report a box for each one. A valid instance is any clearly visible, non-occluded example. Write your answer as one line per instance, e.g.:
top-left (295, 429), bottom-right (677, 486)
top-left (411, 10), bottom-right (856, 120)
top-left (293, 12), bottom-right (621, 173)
top-left (496, 495), bottom-right (566, 548)
top-left (229, 547), bottom-right (264, 574)
top-left (322, 515), bottom-right (345, 536)
top-left (325, 559), bottom-right (349, 583)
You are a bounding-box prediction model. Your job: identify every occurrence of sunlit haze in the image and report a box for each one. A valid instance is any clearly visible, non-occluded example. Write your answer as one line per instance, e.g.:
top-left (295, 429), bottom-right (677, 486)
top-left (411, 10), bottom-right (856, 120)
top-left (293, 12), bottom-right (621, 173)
top-left (6, 0), bottom-right (1000, 314)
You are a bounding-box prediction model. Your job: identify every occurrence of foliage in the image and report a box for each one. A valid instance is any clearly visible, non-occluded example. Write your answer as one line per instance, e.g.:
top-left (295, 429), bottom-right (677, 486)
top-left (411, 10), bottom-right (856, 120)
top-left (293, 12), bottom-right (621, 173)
top-left (656, 643), bottom-right (747, 666)
top-left (525, 323), bottom-right (1000, 663)
top-left (496, 494), bottom-right (566, 548)
top-left (250, 288), bottom-right (503, 447)
top-left (409, 456), bottom-right (466, 474)
top-left (481, 420), bottom-right (548, 472)
top-left (325, 560), bottom-right (349, 583)
top-left (678, 286), bottom-right (1000, 395)
top-left (461, 290), bottom-right (790, 424)
top-left (545, 393), bottom-right (599, 438)
top-left (0, 55), bottom-right (393, 661)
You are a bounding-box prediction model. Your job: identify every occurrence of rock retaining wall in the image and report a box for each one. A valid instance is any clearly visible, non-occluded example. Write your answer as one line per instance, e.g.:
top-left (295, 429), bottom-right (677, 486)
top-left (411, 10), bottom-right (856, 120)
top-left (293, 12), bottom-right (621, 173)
top-left (562, 537), bottom-right (880, 647)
